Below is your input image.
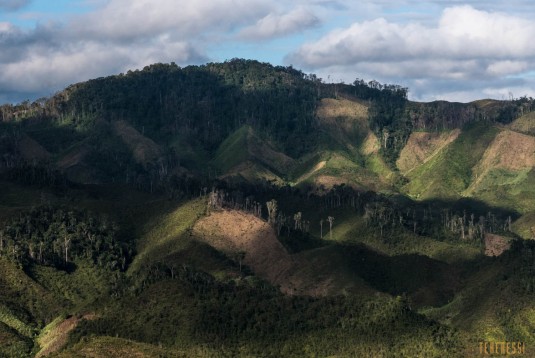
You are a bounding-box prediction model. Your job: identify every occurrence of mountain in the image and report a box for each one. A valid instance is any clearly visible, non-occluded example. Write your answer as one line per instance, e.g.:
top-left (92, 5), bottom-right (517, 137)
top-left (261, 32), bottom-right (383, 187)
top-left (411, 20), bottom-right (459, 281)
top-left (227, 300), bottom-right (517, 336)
top-left (0, 59), bottom-right (534, 357)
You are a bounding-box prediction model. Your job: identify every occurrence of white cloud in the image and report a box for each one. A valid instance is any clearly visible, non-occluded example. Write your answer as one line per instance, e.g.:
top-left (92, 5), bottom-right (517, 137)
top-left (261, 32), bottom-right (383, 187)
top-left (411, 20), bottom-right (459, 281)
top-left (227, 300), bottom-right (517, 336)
top-left (0, 40), bottom-right (202, 94)
top-left (73, 0), bottom-right (269, 41)
top-left (288, 5), bottom-right (535, 101)
top-left (486, 61), bottom-right (528, 77)
top-left (291, 5), bottom-right (535, 66)
top-left (238, 7), bottom-right (320, 40)
top-left (0, 0), bottom-right (272, 101)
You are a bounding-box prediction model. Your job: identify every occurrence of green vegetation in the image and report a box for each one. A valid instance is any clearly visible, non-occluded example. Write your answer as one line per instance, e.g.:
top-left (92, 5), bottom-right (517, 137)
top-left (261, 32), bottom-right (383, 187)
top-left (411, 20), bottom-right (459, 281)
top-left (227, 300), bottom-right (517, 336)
top-left (0, 205), bottom-right (133, 271)
top-left (212, 125), bottom-right (251, 173)
top-left (469, 168), bottom-right (535, 213)
top-left (67, 269), bottom-right (465, 357)
top-left (0, 59), bottom-right (534, 356)
top-left (403, 122), bottom-right (499, 199)
top-left (511, 111), bottom-right (535, 135)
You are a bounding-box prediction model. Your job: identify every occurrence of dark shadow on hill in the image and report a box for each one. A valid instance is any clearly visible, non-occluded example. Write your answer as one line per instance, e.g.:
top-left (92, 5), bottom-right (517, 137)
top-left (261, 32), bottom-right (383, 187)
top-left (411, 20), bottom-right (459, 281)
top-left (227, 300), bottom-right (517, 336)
top-left (312, 243), bottom-right (461, 308)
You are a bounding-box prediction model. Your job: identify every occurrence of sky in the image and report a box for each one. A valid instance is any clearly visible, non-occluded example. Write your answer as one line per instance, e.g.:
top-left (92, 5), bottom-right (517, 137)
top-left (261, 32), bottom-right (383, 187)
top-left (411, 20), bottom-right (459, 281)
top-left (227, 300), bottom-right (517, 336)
top-left (1, 0), bottom-right (535, 103)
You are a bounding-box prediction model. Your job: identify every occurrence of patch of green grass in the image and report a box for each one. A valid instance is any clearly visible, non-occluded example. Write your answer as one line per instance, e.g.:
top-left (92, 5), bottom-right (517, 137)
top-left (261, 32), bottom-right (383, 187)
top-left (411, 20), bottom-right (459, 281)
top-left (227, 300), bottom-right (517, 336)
top-left (29, 260), bottom-right (113, 310)
top-left (0, 258), bottom-right (63, 327)
top-left (510, 111), bottom-right (535, 135)
top-left (127, 198), bottom-right (207, 274)
top-left (35, 315), bottom-right (67, 356)
top-left (0, 305), bottom-right (37, 338)
top-left (403, 122), bottom-right (499, 200)
top-left (305, 206), bottom-right (481, 264)
top-left (0, 322), bottom-right (33, 358)
top-left (212, 125), bottom-right (250, 173)
top-left (365, 151), bottom-right (394, 180)
top-left (512, 211), bottom-right (535, 239)
top-left (470, 168), bottom-right (535, 213)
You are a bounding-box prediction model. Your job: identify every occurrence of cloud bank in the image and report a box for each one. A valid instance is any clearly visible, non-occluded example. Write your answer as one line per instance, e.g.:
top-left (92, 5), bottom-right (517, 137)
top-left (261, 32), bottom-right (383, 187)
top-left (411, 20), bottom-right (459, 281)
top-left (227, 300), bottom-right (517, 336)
top-left (239, 7), bottom-right (320, 40)
top-left (288, 5), bottom-right (535, 100)
top-left (0, 0), bottom-right (324, 102)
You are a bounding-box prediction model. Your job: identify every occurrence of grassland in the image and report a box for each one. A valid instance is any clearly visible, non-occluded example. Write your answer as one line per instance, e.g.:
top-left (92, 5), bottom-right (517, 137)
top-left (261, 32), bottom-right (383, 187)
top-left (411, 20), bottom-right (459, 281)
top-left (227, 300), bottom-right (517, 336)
top-left (402, 122), bottom-right (499, 200)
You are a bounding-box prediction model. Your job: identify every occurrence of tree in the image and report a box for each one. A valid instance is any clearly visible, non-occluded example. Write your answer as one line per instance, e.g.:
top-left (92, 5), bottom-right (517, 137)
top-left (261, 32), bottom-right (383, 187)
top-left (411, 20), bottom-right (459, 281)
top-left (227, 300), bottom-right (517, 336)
top-left (266, 199), bottom-right (278, 226)
top-left (294, 212), bottom-right (302, 230)
top-left (234, 251), bottom-right (246, 272)
top-left (328, 216), bottom-right (334, 240)
top-left (320, 219), bottom-right (324, 239)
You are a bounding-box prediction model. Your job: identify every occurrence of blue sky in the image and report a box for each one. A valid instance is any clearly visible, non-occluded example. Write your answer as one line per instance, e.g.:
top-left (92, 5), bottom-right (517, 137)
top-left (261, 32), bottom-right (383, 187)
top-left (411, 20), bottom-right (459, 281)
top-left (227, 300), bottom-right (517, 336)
top-left (1, 0), bottom-right (535, 103)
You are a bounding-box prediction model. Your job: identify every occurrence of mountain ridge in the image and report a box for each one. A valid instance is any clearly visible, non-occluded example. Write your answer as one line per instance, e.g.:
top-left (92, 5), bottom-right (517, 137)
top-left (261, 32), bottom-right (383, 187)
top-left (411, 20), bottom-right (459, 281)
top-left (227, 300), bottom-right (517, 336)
top-left (0, 59), bottom-right (534, 356)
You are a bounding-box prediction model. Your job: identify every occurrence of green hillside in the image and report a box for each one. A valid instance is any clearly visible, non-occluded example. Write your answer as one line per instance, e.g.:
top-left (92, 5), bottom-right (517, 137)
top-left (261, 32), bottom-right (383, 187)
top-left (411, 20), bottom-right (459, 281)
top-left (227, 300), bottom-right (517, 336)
top-left (1, 59), bottom-right (535, 356)
top-left (402, 122), bottom-right (499, 200)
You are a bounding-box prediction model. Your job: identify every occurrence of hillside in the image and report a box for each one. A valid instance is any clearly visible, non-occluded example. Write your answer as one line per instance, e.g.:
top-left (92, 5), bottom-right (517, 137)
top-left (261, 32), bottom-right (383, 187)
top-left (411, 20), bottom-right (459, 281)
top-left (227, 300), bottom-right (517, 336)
top-left (0, 59), bottom-right (535, 356)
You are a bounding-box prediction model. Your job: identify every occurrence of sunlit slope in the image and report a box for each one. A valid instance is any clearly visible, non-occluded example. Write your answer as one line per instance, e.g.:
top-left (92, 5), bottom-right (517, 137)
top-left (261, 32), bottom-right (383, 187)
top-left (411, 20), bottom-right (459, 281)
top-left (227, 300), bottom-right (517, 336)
top-left (127, 198), bottom-right (238, 279)
top-left (191, 207), bottom-right (474, 308)
top-left (510, 111), bottom-right (535, 135)
top-left (398, 115), bottom-right (535, 212)
top-left (512, 211), bottom-right (535, 239)
top-left (0, 258), bottom-right (64, 356)
top-left (422, 243), bottom-right (535, 346)
top-left (397, 129), bottom-right (461, 175)
top-left (294, 97), bottom-right (394, 191)
top-left (465, 129), bottom-right (535, 213)
top-left (213, 125), bottom-right (295, 183)
top-left (401, 123), bottom-right (499, 200)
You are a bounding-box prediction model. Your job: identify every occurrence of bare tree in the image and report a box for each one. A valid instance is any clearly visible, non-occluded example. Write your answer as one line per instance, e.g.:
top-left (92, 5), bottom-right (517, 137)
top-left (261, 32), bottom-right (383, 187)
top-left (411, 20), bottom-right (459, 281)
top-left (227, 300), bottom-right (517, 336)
top-left (328, 216), bottom-right (334, 240)
top-left (64, 235), bottom-right (71, 263)
top-left (294, 212), bottom-right (302, 230)
top-left (266, 199), bottom-right (278, 226)
top-left (234, 251), bottom-right (246, 272)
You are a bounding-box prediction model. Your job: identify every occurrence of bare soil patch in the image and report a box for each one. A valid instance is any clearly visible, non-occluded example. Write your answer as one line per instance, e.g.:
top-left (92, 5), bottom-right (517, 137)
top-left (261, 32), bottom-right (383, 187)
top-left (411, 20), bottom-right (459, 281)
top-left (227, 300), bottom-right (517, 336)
top-left (361, 132), bottom-right (380, 155)
top-left (475, 130), bottom-right (535, 172)
top-left (484, 234), bottom-right (511, 257)
top-left (36, 314), bottom-right (97, 358)
top-left (316, 98), bottom-right (368, 124)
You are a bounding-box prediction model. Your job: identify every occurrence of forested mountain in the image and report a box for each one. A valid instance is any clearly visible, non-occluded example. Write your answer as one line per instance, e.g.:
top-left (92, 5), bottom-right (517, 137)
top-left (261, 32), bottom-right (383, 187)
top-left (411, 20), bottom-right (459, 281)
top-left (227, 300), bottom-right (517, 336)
top-left (0, 59), bottom-right (534, 357)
